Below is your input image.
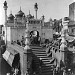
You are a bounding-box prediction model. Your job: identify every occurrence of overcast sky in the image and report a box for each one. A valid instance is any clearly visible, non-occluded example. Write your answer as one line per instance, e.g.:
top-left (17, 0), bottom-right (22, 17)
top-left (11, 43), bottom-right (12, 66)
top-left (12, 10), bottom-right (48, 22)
top-left (0, 0), bottom-right (74, 25)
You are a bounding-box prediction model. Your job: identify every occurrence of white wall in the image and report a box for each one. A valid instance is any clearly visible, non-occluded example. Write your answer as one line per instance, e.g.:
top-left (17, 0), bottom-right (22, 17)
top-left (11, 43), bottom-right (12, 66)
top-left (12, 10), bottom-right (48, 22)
top-left (41, 28), bottom-right (53, 41)
top-left (28, 24), bottom-right (42, 36)
top-left (11, 27), bottom-right (26, 42)
top-left (2, 27), bottom-right (11, 44)
top-left (7, 27), bottom-right (11, 42)
top-left (11, 28), bottom-right (17, 42)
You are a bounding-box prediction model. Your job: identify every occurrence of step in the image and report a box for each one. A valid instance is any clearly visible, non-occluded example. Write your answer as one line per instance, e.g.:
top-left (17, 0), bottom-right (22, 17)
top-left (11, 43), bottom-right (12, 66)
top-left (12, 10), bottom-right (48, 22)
top-left (36, 55), bottom-right (48, 58)
top-left (42, 71), bottom-right (53, 75)
top-left (45, 64), bottom-right (55, 66)
top-left (32, 52), bottom-right (46, 54)
top-left (31, 45), bottom-right (55, 75)
top-left (32, 49), bottom-right (45, 52)
top-left (32, 49), bottom-right (45, 51)
top-left (42, 59), bottom-right (51, 62)
top-left (42, 65), bottom-right (53, 68)
top-left (42, 71), bottom-right (52, 74)
top-left (42, 69), bottom-right (52, 72)
top-left (39, 57), bottom-right (52, 60)
top-left (34, 53), bottom-right (47, 56)
top-left (31, 46), bottom-right (42, 49)
top-left (42, 67), bottom-right (52, 70)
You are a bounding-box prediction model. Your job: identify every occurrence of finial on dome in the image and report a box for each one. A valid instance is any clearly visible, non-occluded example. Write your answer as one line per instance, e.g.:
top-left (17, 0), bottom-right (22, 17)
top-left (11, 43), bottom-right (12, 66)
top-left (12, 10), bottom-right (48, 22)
top-left (29, 10), bottom-right (30, 14)
top-left (20, 6), bottom-right (21, 11)
top-left (10, 10), bottom-right (12, 14)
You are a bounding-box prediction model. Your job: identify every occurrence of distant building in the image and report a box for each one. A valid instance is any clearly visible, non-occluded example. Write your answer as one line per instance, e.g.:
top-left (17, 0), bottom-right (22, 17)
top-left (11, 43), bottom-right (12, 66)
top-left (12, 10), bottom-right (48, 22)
top-left (69, 2), bottom-right (75, 21)
top-left (2, 1), bottom-right (54, 44)
top-left (68, 2), bottom-right (75, 36)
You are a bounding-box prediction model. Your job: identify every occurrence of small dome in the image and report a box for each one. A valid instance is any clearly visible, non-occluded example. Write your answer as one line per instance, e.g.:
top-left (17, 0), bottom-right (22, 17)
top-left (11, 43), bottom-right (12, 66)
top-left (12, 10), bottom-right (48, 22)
top-left (27, 14), bottom-right (32, 18)
top-left (8, 13), bottom-right (14, 20)
top-left (15, 7), bottom-right (24, 17)
top-left (27, 10), bottom-right (34, 19)
top-left (17, 10), bottom-right (24, 16)
top-left (27, 14), bottom-right (34, 19)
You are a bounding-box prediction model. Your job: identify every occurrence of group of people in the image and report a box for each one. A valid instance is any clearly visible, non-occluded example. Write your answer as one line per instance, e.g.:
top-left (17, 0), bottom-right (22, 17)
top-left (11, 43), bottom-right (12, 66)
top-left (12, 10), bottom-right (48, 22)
top-left (11, 36), bottom-right (25, 47)
top-left (30, 36), bottom-right (40, 45)
top-left (11, 35), bottom-right (42, 47)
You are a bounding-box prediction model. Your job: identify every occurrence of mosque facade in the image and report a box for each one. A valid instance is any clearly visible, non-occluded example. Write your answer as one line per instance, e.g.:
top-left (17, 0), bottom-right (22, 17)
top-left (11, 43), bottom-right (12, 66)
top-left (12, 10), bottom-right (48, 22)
top-left (2, 1), bottom-right (53, 44)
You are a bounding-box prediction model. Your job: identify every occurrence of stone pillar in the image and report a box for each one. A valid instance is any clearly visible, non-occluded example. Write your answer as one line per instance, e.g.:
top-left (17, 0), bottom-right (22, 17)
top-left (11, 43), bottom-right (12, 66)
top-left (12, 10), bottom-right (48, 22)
top-left (34, 3), bottom-right (38, 19)
top-left (20, 52), bottom-right (26, 75)
top-left (60, 17), bottom-right (69, 75)
top-left (21, 18), bottom-right (32, 75)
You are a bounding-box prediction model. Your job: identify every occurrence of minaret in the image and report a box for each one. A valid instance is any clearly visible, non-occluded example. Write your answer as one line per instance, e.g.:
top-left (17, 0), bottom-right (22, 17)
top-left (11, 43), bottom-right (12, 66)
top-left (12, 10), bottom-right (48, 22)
top-left (34, 3), bottom-right (38, 19)
top-left (3, 0), bottom-right (8, 46)
top-left (3, 1), bottom-right (8, 25)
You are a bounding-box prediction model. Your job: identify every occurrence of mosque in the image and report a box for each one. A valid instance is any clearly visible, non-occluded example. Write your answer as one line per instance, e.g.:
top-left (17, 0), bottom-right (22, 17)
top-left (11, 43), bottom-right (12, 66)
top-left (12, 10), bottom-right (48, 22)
top-left (2, 1), bottom-right (53, 44)
top-left (1, 1), bottom-right (75, 75)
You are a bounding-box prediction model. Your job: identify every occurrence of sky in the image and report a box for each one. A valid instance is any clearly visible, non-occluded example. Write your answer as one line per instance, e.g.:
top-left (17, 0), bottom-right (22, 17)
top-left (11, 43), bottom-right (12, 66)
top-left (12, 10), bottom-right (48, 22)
top-left (0, 0), bottom-right (74, 25)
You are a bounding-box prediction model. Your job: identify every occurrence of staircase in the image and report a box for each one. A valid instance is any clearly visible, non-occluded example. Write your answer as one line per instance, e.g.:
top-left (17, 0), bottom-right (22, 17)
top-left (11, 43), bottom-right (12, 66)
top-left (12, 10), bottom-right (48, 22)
top-left (7, 43), bottom-right (55, 75)
top-left (31, 45), bottom-right (55, 75)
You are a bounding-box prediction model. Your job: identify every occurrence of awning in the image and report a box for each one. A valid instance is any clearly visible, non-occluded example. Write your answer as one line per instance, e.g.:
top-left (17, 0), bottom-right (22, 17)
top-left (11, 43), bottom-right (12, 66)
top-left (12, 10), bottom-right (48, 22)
top-left (2, 47), bottom-right (18, 67)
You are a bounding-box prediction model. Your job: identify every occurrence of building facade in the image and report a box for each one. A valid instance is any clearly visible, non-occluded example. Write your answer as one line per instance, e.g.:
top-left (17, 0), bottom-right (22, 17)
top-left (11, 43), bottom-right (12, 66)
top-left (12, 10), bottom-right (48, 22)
top-left (2, 2), bottom-right (53, 44)
top-left (69, 2), bottom-right (75, 21)
top-left (69, 2), bottom-right (75, 36)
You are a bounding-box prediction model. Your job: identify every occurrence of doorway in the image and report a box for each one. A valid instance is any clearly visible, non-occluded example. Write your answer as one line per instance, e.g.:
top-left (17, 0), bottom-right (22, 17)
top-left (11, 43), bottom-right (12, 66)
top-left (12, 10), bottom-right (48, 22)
top-left (30, 31), bottom-right (40, 45)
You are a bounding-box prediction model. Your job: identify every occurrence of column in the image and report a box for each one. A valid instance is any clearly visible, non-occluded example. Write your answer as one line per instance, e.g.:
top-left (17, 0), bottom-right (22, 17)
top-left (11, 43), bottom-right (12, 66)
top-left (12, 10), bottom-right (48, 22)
top-left (60, 17), bottom-right (69, 75)
top-left (21, 18), bottom-right (32, 75)
top-left (3, 1), bottom-right (8, 46)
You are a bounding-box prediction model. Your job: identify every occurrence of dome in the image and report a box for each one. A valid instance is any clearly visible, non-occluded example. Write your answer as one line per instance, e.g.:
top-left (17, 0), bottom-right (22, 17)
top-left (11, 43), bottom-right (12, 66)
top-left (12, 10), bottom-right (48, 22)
top-left (17, 10), bottom-right (24, 16)
top-left (27, 10), bottom-right (34, 19)
top-left (27, 14), bottom-right (32, 18)
top-left (8, 13), bottom-right (14, 20)
top-left (15, 7), bottom-right (24, 17)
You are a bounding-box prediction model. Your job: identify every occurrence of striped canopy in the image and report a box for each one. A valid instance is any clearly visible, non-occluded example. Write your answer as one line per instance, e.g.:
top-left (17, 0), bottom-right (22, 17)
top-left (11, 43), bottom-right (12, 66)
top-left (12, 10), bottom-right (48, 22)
top-left (2, 47), bottom-right (18, 67)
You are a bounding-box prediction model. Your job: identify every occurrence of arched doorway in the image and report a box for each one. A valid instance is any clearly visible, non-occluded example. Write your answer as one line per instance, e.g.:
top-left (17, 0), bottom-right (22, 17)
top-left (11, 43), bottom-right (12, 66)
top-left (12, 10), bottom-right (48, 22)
top-left (30, 31), bottom-right (40, 45)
